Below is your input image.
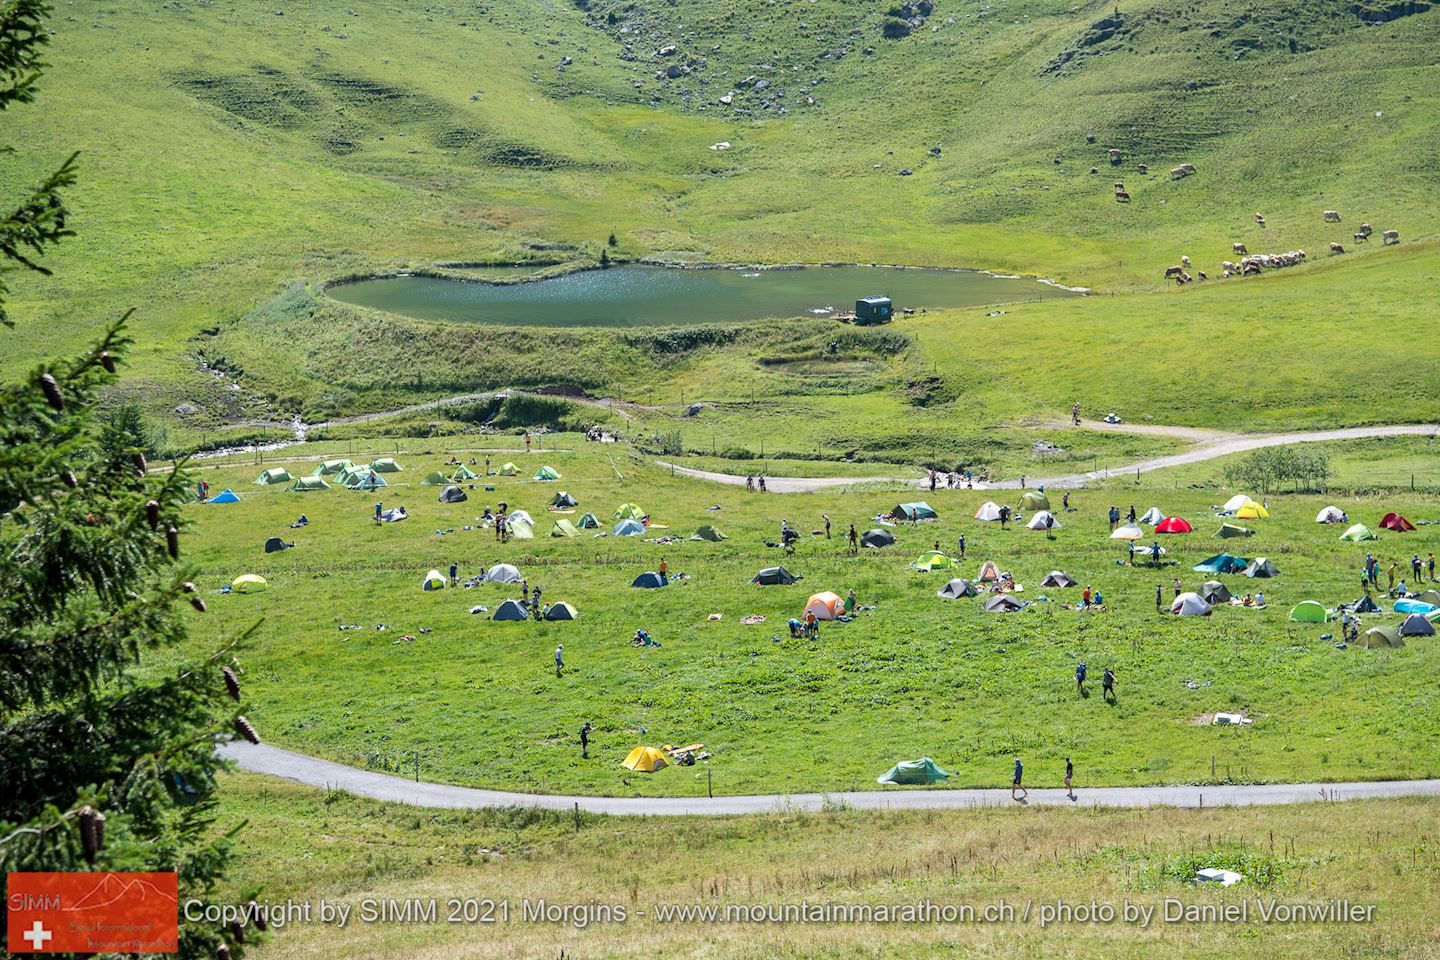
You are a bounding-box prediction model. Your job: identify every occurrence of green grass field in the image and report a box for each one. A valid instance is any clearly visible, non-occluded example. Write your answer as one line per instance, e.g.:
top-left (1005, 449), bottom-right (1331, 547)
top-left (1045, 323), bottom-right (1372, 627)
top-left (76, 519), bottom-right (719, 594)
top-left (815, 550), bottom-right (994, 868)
top-left (159, 441), bottom-right (1440, 797)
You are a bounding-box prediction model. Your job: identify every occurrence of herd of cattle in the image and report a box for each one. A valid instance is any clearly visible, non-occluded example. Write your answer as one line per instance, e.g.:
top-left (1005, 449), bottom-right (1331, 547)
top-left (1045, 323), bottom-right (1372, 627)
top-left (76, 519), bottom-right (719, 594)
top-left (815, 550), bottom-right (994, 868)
top-left (1160, 211), bottom-right (1400, 285)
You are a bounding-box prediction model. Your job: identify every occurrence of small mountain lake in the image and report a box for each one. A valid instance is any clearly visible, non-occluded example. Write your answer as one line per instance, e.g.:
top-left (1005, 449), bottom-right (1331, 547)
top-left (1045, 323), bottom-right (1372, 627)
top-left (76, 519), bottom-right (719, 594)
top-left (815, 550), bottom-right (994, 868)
top-left (326, 265), bottom-right (1082, 329)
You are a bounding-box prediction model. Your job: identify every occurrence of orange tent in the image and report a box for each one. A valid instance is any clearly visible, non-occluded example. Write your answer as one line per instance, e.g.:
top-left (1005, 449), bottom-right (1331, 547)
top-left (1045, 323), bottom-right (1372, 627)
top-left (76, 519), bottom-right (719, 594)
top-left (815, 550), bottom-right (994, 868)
top-left (804, 591), bottom-right (845, 621)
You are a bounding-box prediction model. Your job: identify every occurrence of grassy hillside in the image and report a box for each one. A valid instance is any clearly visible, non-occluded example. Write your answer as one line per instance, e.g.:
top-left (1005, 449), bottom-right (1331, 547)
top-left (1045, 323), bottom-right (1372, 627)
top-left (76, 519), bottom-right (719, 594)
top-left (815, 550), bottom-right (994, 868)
top-left (3, 0), bottom-right (1438, 442)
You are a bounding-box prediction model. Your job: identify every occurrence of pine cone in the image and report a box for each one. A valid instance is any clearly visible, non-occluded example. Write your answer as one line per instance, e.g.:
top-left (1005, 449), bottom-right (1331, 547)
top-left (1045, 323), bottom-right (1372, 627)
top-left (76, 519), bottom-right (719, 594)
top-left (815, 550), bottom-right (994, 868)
top-left (147, 500), bottom-right (161, 530)
top-left (217, 944), bottom-right (231, 960)
top-left (249, 901), bottom-right (267, 932)
top-left (131, 452), bottom-right (148, 477)
top-left (61, 471), bottom-right (78, 489)
top-left (222, 666), bottom-right (242, 702)
top-left (167, 526), bottom-right (180, 559)
top-left (234, 716), bottom-right (260, 745)
top-left (39, 373), bottom-right (65, 410)
top-left (229, 919), bottom-right (246, 944)
top-left (79, 806), bottom-right (105, 863)
top-left (99, 350), bottom-right (116, 374)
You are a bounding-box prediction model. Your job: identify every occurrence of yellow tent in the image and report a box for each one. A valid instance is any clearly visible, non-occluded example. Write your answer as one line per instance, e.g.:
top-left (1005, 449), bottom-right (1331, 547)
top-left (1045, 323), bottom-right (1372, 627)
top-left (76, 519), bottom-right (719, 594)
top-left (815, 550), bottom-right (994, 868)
top-left (621, 746), bottom-right (669, 773)
top-left (614, 503), bottom-right (646, 521)
top-left (232, 574), bottom-right (268, 594)
top-left (1236, 501), bottom-right (1269, 520)
top-left (498, 462), bottom-right (520, 476)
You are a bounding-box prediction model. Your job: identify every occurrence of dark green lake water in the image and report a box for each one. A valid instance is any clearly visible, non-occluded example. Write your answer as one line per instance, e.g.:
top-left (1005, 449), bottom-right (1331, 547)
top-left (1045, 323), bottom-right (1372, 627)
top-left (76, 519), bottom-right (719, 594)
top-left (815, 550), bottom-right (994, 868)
top-left (326, 265), bottom-right (1082, 328)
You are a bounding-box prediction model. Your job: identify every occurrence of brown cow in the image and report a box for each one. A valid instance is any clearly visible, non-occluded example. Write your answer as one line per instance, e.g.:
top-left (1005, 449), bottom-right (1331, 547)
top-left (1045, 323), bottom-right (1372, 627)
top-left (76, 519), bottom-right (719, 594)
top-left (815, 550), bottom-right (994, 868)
top-left (1233, 242), bottom-right (1249, 255)
top-left (1329, 242), bottom-right (1345, 254)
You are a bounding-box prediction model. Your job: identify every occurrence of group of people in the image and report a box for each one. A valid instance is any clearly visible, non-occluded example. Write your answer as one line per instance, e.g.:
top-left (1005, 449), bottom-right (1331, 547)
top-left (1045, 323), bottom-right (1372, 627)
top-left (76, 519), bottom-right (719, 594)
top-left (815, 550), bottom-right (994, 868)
top-left (744, 475), bottom-right (769, 493)
top-left (1361, 552), bottom-right (1437, 598)
top-left (1011, 754), bottom-right (1083, 802)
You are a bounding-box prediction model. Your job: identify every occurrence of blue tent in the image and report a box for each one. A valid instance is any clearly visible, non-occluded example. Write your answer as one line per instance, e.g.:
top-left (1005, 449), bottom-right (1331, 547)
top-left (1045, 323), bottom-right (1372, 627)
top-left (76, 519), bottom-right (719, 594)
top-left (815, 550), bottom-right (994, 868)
top-left (1394, 598), bottom-right (1438, 615)
top-left (613, 518), bottom-right (646, 537)
top-left (493, 599), bottom-right (530, 620)
top-left (1193, 553), bottom-right (1246, 574)
top-left (209, 488), bottom-right (240, 504)
top-left (631, 572), bottom-right (666, 589)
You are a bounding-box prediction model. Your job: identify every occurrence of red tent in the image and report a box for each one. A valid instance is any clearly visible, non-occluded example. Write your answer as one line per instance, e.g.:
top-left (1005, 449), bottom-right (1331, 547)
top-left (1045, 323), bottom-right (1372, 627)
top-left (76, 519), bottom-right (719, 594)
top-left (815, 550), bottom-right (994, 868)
top-left (1379, 512), bottom-right (1415, 532)
top-left (1156, 516), bottom-right (1194, 533)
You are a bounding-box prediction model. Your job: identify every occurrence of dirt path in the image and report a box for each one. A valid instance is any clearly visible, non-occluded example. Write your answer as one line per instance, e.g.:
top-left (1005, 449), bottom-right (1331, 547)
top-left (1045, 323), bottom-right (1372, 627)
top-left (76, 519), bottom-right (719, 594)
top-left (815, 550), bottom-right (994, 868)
top-left (658, 424), bottom-right (1438, 493)
top-left (221, 743), bottom-right (1440, 815)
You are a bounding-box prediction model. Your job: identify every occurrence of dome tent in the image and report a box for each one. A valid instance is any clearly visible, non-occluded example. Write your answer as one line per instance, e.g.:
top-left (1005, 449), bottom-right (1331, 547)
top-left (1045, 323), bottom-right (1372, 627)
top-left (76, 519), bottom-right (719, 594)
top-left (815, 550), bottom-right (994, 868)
top-left (1340, 523), bottom-right (1377, 542)
top-left (614, 503), bottom-right (646, 520)
top-left (1171, 592), bottom-right (1212, 616)
top-left (450, 465), bottom-right (478, 482)
top-left (860, 528), bottom-right (895, 548)
top-left (208, 488), bottom-right (241, 504)
top-left (439, 485), bottom-right (468, 503)
top-left (498, 462), bottom-right (520, 476)
top-left (493, 599), bottom-right (530, 620)
top-left (316, 459), bottom-right (354, 476)
top-left (1040, 570), bottom-right (1077, 588)
top-left (631, 572), bottom-right (667, 588)
top-left (421, 471), bottom-right (448, 486)
top-left (1357, 626), bottom-right (1404, 649)
top-left (1235, 501), bottom-right (1269, 520)
top-left (1156, 516), bottom-right (1193, 533)
top-left (1215, 522), bottom-right (1252, 538)
top-left (577, 512), bottom-right (603, 529)
top-left (1138, 507), bottom-right (1164, 525)
top-left (287, 475), bottom-right (330, 492)
top-left (551, 519), bottom-right (581, 537)
top-left (1399, 614), bottom-right (1434, 636)
top-left (621, 746), bottom-right (669, 773)
top-left (370, 457), bottom-right (403, 473)
top-left (1111, 524), bottom-right (1144, 541)
top-left (911, 551), bottom-right (954, 572)
top-left (533, 465), bottom-right (561, 481)
top-left (938, 578), bottom-right (978, 599)
top-left (1026, 511), bottom-right (1060, 531)
top-left (1379, 512), bottom-right (1415, 532)
top-left (550, 491), bottom-right (578, 507)
top-left (1288, 600), bottom-right (1330, 623)
top-left (753, 566), bottom-right (800, 586)
top-left (613, 518), bottom-right (646, 536)
top-left (1316, 506), bottom-right (1348, 524)
top-left (263, 537), bottom-right (292, 554)
top-left (255, 467), bottom-right (292, 485)
top-left (890, 502), bottom-right (938, 521)
top-left (421, 569), bottom-right (446, 591)
top-left (1244, 557), bottom-right (1280, 579)
top-left (983, 594), bottom-right (1024, 613)
top-left (545, 602), bottom-right (578, 621)
top-left (692, 525), bottom-right (726, 542)
top-left (232, 574), bottom-right (267, 594)
top-left (976, 560), bottom-right (1002, 582)
top-left (1019, 491), bottom-right (1049, 511)
top-left (974, 501), bottom-right (1003, 522)
top-left (485, 563), bottom-right (522, 583)
top-left (1199, 580), bottom-right (1232, 604)
top-left (1193, 554), bottom-right (1247, 574)
top-left (804, 591), bottom-right (845, 620)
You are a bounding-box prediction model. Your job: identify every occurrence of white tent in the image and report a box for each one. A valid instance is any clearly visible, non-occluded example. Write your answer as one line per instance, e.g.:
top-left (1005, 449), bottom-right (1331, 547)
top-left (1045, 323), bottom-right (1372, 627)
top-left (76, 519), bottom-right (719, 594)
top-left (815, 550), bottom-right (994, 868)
top-left (1316, 506), bottom-right (1348, 524)
top-left (1111, 524), bottom-right (1144, 541)
top-left (1222, 494), bottom-right (1255, 513)
top-left (1026, 511), bottom-right (1059, 531)
top-left (1171, 592), bottom-right (1212, 616)
top-left (976, 560), bottom-right (1001, 582)
top-left (974, 501), bottom-right (1003, 522)
top-left (485, 563), bottom-right (522, 583)
top-left (1138, 507), bottom-right (1164, 525)
top-left (508, 509), bottom-right (534, 526)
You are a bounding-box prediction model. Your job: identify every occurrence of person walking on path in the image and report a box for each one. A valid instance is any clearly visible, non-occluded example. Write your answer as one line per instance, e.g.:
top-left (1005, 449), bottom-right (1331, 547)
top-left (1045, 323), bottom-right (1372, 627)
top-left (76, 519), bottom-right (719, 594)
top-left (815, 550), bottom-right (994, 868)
top-left (1011, 758), bottom-right (1027, 801)
top-left (1102, 667), bottom-right (1116, 703)
top-left (848, 523), bottom-right (859, 556)
top-left (580, 722), bottom-right (592, 759)
top-left (746, 475), bottom-right (755, 493)
top-left (758, 476), bottom-right (767, 493)
top-left (957, 533), bottom-right (966, 560)
top-left (1064, 757), bottom-right (1075, 800)
top-left (554, 644), bottom-right (565, 678)
top-left (823, 514), bottom-right (832, 539)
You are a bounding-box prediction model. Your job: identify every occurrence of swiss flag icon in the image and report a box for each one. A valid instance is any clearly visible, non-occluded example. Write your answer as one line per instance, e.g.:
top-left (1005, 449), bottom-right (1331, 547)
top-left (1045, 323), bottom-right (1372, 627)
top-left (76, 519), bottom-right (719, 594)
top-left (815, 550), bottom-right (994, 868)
top-left (7, 872), bottom-right (179, 953)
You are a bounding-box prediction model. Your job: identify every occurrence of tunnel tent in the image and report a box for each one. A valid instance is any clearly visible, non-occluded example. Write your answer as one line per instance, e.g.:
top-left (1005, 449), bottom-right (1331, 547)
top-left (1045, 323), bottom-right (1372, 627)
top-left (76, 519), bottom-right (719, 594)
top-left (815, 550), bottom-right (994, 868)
top-left (1199, 580), bottom-right (1232, 604)
top-left (614, 502), bottom-right (646, 521)
top-left (1288, 600), bottom-right (1330, 623)
top-left (983, 594), bottom-right (1024, 613)
top-left (804, 591), bottom-right (845, 620)
top-left (493, 599), bottom-right (530, 620)
top-left (421, 569), bottom-right (446, 591)
top-left (974, 501), bottom-right (1003, 521)
top-left (938, 578), bottom-right (979, 599)
top-left (1399, 613), bottom-right (1435, 636)
top-left (1339, 523), bottom-right (1378, 542)
top-left (533, 465), bottom-right (561, 481)
top-left (621, 746), bottom-right (669, 773)
top-left (1193, 553), bottom-right (1246, 574)
top-left (551, 519), bottom-right (581, 537)
top-left (577, 511), bottom-right (603, 529)
top-left (1019, 491), bottom-right (1050, 511)
top-left (1379, 512), bottom-right (1415, 532)
top-left (1244, 557), bottom-right (1279, 578)
top-left (421, 471), bottom-right (449, 486)
top-left (1316, 506), bottom-right (1348, 524)
top-left (753, 566), bottom-right (800, 586)
top-left (316, 459), bottom-right (354, 476)
top-left (911, 551), bottom-right (954, 572)
top-left (439, 485), bottom-right (468, 503)
top-left (550, 491), bottom-right (578, 508)
top-left (1138, 507), bottom-right (1164, 525)
top-left (354, 473), bottom-right (389, 491)
top-left (545, 601), bottom-right (578, 621)
top-left (1110, 523), bottom-right (1144, 541)
top-left (255, 467), bottom-right (292, 485)
top-left (613, 518), bottom-right (646, 536)
top-left (1215, 522), bottom-right (1252, 538)
top-left (692, 524), bottom-right (726, 542)
top-left (287, 475), bottom-right (330, 492)
top-left (1040, 570), bottom-right (1077, 588)
top-left (1156, 517), bottom-right (1193, 533)
top-left (264, 537), bottom-right (293, 554)
top-left (1171, 592), bottom-right (1212, 616)
top-left (876, 758), bottom-right (952, 786)
top-left (498, 462), bottom-right (520, 476)
top-left (632, 572), bottom-right (667, 589)
top-left (1357, 626), bottom-right (1404, 649)
top-left (890, 501), bottom-right (938, 521)
top-left (449, 465), bottom-right (478, 481)
top-left (860, 528), bottom-right (895, 548)
top-left (1393, 598), bottom-right (1437, 615)
top-left (485, 563), bottom-right (522, 583)
top-left (370, 457), bottom-right (403, 473)
top-left (976, 560), bottom-right (1001, 582)
top-left (208, 489), bottom-right (241, 504)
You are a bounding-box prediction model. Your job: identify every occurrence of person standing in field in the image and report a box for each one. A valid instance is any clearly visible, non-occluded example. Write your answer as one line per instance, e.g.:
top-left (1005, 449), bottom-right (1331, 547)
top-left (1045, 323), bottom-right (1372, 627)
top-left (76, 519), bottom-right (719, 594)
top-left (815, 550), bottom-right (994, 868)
top-left (1011, 758), bottom-right (1027, 801)
top-left (823, 514), bottom-right (832, 539)
top-left (1064, 757), bottom-right (1075, 800)
top-left (957, 533), bottom-right (966, 559)
top-left (449, 561), bottom-right (458, 587)
top-left (1156, 583), bottom-right (1164, 612)
top-left (1102, 667), bottom-right (1116, 702)
top-left (524, 431), bottom-right (532, 453)
top-left (759, 476), bottom-right (767, 493)
top-left (1429, 553), bottom-right (1436, 582)
top-left (658, 557), bottom-right (669, 584)
top-left (580, 722), bottom-right (592, 758)
top-left (1075, 661), bottom-right (1087, 695)
top-left (1108, 505), bottom-right (1119, 531)
top-left (554, 644), bottom-right (564, 677)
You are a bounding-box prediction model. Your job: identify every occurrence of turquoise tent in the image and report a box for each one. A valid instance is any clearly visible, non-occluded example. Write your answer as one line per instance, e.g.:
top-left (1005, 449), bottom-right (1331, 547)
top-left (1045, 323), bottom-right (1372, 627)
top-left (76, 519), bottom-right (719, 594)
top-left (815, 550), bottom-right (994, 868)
top-left (209, 488), bottom-right (240, 504)
top-left (890, 502), bottom-right (938, 521)
top-left (1193, 553), bottom-right (1246, 574)
top-left (876, 758), bottom-right (952, 785)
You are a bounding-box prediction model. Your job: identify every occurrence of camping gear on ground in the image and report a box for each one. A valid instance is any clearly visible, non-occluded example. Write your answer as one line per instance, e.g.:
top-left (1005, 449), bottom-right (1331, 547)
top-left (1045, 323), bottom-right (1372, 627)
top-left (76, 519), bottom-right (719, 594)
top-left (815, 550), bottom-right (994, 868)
top-left (876, 758), bottom-right (952, 785)
top-left (551, 519), bottom-right (581, 537)
top-left (1138, 507), bottom-right (1164, 525)
top-left (485, 563), bottom-right (522, 583)
top-left (1171, 592), bottom-right (1212, 616)
top-left (232, 574), bottom-right (267, 593)
top-left (613, 518), bottom-right (646, 536)
top-left (545, 602), bottom-right (578, 621)
top-left (1215, 522), bottom-right (1252, 538)
top-left (421, 471), bottom-right (448, 486)
top-left (621, 746), bottom-right (669, 773)
top-left (805, 591), bottom-right (845, 620)
top-left (912, 550), bottom-right (954, 572)
top-left (439, 485), bottom-right (468, 503)
top-left (1235, 501), bottom-right (1269, 520)
top-left (498, 462), bottom-right (520, 476)
top-left (370, 457), bottom-right (403, 473)
top-left (550, 491), bottom-right (578, 507)
top-left (976, 560), bottom-right (1001, 582)
top-left (938, 578), bottom-right (978, 599)
top-left (1316, 506), bottom-right (1348, 524)
top-left (1339, 523), bottom-right (1377, 542)
top-left (1399, 613), bottom-right (1434, 636)
top-left (983, 594), bottom-right (1024, 613)
top-left (1194, 554), bottom-right (1247, 574)
top-left (1288, 600), bottom-right (1329, 623)
top-left (1393, 598), bottom-right (1437, 615)
top-left (860, 528), bottom-right (895, 548)
top-left (263, 537), bottom-right (292, 554)
top-left (615, 502), bottom-right (646, 520)
top-left (421, 569), bottom-right (446, 591)
top-left (1019, 491), bottom-right (1050, 511)
top-left (533, 465), bottom-right (561, 481)
top-left (1379, 512), bottom-right (1415, 532)
top-left (1111, 524), bottom-right (1143, 540)
top-left (1356, 626), bottom-right (1404, 649)
top-left (1244, 557), bottom-right (1279, 578)
top-left (577, 511), bottom-right (602, 529)
top-left (753, 566), bottom-right (799, 586)
top-left (1132, 544), bottom-right (1164, 557)
top-left (255, 467), bottom-right (292, 485)
top-left (287, 475), bottom-right (330, 492)
top-left (316, 459), bottom-right (354, 476)
top-left (974, 501), bottom-right (1002, 522)
top-left (1156, 516), bottom-right (1193, 534)
top-left (1026, 511), bottom-right (1060, 531)
top-left (493, 599), bottom-right (529, 620)
top-left (379, 507), bottom-right (408, 522)
top-left (1212, 713), bottom-right (1252, 726)
top-left (890, 501), bottom-right (938, 521)
top-left (208, 488), bottom-right (240, 504)
top-left (1199, 580), bottom-right (1232, 604)
top-left (632, 572), bottom-right (667, 589)
top-left (1040, 571), bottom-right (1077, 588)
top-left (692, 524), bottom-right (726, 542)
top-left (1339, 595), bottom-right (1382, 614)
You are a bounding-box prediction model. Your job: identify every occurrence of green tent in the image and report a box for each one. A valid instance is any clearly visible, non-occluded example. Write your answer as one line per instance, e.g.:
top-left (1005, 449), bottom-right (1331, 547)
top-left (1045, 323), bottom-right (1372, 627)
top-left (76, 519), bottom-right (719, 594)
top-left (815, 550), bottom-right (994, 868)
top-left (342, 468), bottom-right (386, 490)
top-left (1215, 523), bottom-right (1253, 538)
top-left (421, 471), bottom-right (448, 486)
top-left (577, 511), bottom-right (602, 529)
top-left (255, 467), bottom-right (293, 485)
top-left (450, 465), bottom-right (478, 481)
top-left (370, 457), bottom-right (403, 473)
top-left (1339, 523), bottom-right (1378, 542)
top-left (911, 551), bottom-right (954, 572)
top-left (551, 519), bottom-right (581, 538)
top-left (545, 601), bottom-right (578, 621)
top-left (316, 459), bottom-right (354, 476)
top-left (1357, 626), bottom-right (1404, 649)
top-left (1288, 600), bottom-right (1330, 623)
top-left (1193, 553), bottom-right (1247, 574)
top-left (533, 465), bottom-right (561, 481)
top-left (891, 501), bottom-right (938, 521)
top-left (335, 465), bottom-right (368, 487)
top-left (287, 475), bottom-right (330, 492)
top-left (876, 758), bottom-right (951, 785)
top-left (614, 502), bottom-right (646, 521)
top-left (692, 524), bottom-right (726, 542)
top-left (498, 462), bottom-right (520, 476)
top-left (1019, 491), bottom-right (1050, 511)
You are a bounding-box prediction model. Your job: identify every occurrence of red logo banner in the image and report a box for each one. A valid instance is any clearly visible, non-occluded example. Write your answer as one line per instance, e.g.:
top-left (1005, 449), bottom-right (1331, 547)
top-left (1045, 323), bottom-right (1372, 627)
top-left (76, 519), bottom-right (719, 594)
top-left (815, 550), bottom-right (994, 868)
top-left (7, 872), bottom-right (179, 954)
